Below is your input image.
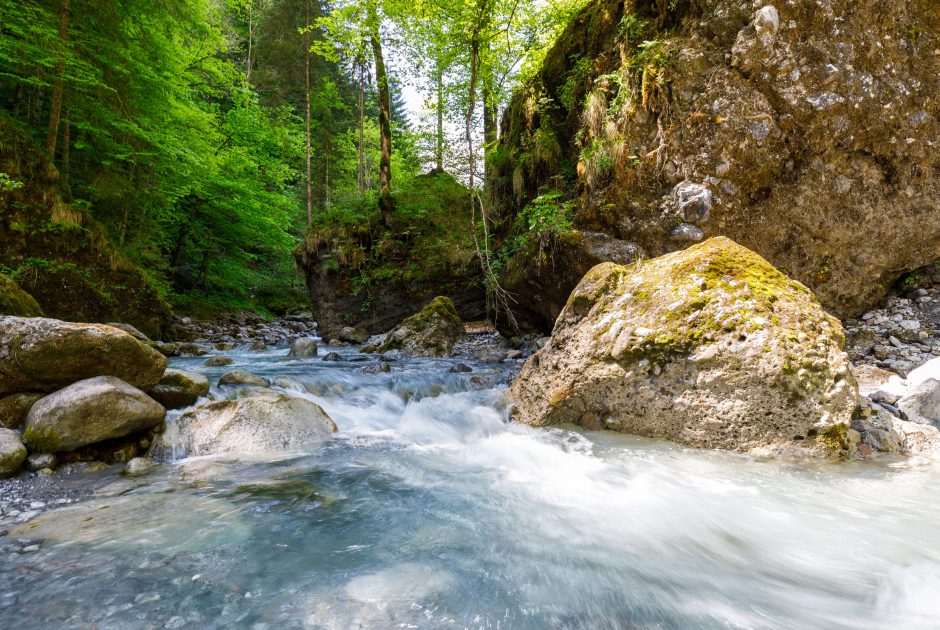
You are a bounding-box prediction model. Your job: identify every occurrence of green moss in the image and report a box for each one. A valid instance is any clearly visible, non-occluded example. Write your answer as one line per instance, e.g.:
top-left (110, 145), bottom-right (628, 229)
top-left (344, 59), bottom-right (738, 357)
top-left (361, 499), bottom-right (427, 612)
top-left (818, 423), bottom-right (850, 453)
top-left (22, 425), bottom-right (63, 454)
top-left (0, 273), bottom-right (43, 316)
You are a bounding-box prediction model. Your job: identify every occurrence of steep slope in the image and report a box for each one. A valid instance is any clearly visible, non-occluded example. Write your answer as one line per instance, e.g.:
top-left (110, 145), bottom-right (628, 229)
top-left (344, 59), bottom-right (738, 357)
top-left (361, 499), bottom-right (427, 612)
top-left (490, 0), bottom-right (940, 333)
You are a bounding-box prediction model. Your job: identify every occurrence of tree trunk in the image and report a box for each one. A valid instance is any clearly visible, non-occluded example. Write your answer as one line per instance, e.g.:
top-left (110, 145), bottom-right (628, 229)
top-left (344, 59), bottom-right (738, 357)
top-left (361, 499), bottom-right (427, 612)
top-left (44, 0), bottom-right (71, 178)
top-left (369, 4), bottom-right (394, 226)
top-left (304, 0), bottom-right (313, 229)
top-left (246, 0), bottom-right (254, 84)
top-left (61, 116), bottom-right (71, 195)
top-left (436, 58), bottom-right (444, 172)
top-left (357, 59), bottom-right (366, 197)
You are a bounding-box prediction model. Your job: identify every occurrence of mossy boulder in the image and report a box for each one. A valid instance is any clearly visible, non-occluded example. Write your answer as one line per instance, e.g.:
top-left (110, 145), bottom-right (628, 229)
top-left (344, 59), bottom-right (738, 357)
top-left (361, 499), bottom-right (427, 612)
top-left (165, 393), bottom-right (337, 459)
top-left (0, 428), bottom-right (27, 478)
top-left (23, 376), bottom-right (166, 453)
top-left (509, 237), bottom-right (859, 455)
top-left (0, 274), bottom-right (42, 317)
top-left (0, 392), bottom-right (44, 429)
top-left (0, 317), bottom-right (167, 396)
top-left (148, 368), bottom-right (210, 410)
top-left (376, 296), bottom-right (464, 357)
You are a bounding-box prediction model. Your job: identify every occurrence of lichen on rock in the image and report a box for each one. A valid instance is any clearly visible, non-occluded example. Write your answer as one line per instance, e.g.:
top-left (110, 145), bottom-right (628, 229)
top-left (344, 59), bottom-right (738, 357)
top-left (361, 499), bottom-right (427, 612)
top-left (509, 237), bottom-right (859, 455)
top-left (376, 296), bottom-right (465, 357)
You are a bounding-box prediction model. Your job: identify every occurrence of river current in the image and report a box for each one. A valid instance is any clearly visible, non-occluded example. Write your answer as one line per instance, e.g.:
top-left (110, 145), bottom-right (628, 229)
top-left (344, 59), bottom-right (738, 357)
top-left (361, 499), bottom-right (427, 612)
top-left (1, 342), bottom-right (939, 629)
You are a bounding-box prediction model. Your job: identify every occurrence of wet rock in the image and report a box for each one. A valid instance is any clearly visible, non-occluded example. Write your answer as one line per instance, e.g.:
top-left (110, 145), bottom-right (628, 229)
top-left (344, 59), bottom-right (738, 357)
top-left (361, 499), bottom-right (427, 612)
top-left (0, 392), bottom-right (44, 430)
top-left (23, 376), bottom-right (166, 453)
top-left (321, 352), bottom-right (342, 361)
top-left (149, 369), bottom-right (210, 410)
top-left (203, 355), bottom-right (234, 367)
top-left (0, 317), bottom-right (167, 395)
top-left (169, 393), bottom-right (337, 458)
top-left (218, 370), bottom-right (270, 388)
top-left (380, 350), bottom-right (405, 362)
top-left (0, 428), bottom-right (27, 478)
top-left (360, 362), bottom-right (391, 375)
top-left (897, 379), bottom-right (940, 427)
top-left (214, 342), bottom-right (237, 351)
top-left (376, 297), bottom-right (464, 358)
top-left (123, 457), bottom-right (155, 476)
top-left (510, 237), bottom-right (859, 454)
top-left (449, 363), bottom-right (473, 373)
top-left (247, 341), bottom-right (268, 352)
top-left (337, 326), bottom-right (369, 344)
top-left (272, 376), bottom-right (306, 391)
top-left (25, 453), bottom-right (56, 472)
top-left (288, 337), bottom-right (318, 357)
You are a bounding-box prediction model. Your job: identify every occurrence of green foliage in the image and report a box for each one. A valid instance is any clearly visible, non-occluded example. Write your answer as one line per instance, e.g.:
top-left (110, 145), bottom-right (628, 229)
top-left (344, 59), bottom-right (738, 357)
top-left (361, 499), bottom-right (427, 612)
top-left (558, 57), bottom-right (593, 111)
top-left (0, 171), bottom-right (23, 193)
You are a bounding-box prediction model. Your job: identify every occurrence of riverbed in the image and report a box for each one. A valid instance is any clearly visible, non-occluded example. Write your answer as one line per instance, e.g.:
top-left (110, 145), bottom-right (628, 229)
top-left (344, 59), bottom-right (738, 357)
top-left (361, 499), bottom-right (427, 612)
top-left (1, 343), bottom-right (939, 629)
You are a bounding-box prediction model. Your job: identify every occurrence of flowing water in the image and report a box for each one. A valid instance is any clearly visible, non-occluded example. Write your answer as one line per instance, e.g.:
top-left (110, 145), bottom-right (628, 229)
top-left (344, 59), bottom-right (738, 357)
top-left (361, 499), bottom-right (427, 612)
top-left (2, 343), bottom-right (940, 629)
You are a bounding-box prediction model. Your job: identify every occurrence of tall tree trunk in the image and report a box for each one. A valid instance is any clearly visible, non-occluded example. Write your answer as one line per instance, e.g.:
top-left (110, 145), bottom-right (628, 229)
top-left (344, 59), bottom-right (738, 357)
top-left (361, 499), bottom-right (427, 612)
top-left (436, 58), bottom-right (444, 172)
top-left (45, 0), bottom-right (71, 178)
top-left (357, 59), bottom-right (366, 197)
top-left (246, 0), bottom-right (254, 83)
top-left (304, 0), bottom-right (313, 229)
top-left (61, 116), bottom-right (71, 195)
top-left (369, 4), bottom-right (394, 226)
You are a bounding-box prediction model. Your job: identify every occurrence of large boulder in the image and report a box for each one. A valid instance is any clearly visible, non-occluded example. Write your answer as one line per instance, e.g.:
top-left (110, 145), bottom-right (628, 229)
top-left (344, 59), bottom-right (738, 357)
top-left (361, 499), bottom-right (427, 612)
top-left (0, 428), bottom-right (27, 478)
top-left (23, 376), bottom-right (166, 453)
top-left (218, 370), bottom-right (270, 388)
top-left (169, 393), bottom-right (337, 458)
top-left (0, 274), bottom-right (42, 317)
top-left (376, 296), bottom-right (464, 357)
top-left (0, 392), bottom-right (44, 429)
top-left (0, 317), bottom-right (167, 396)
top-left (148, 369), bottom-right (210, 410)
top-left (288, 337), bottom-right (318, 357)
top-left (509, 237), bottom-right (859, 454)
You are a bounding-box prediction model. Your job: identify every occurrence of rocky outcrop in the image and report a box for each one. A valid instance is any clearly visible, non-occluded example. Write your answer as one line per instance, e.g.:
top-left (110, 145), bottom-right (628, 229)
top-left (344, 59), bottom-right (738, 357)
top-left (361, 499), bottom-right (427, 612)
top-left (0, 317), bottom-right (167, 396)
top-left (0, 274), bottom-right (42, 317)
top-left (23, 376), bottom-right (166, 453)
top-left (376, 296), bottom-right (465, 357)
top-left (509, 237), bottom-right (859, 454)
top-left (0, 428), bottom-right (26, 478)
top-left (168, 393), bottom-right (337, 458)
top-left (148, 369), bottom-right (210, 410)
top-left (491, 0), bottom-right (940, 333)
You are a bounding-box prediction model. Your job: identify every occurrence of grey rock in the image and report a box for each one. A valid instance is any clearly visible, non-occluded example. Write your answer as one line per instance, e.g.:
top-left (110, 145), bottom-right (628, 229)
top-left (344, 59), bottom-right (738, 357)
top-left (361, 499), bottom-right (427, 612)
top-left (204, 356), bottom-right (234, 367)
top-left (675, 182), bottom-right (712, 224)
top-left (25, 453), bottom-right (56, 472)
top-left (218, 370), bottom-right (270, 388)
top-left (360, 362), bottom-right (391, 375)
top-left (23, 376), bottom-right (166, 452)
top-left (449, 363), bottom-right (473, 373)
top-left (321, 352), bottom-right (342, 361)
top-left (0, 428), bottom-right (27, 478)
top-left (105, 323), bottom-right (150, 342)
top-left (123, 457), bottom-right (155, 476)
top-left (338, 326), bottom-right (370, 344)
top-left (669, 223), bottom-right (705, 242)
top-left (0, 392), bottom-right (44, 430)
top-left (149, 369), bottom-right (210, 410)
top-left (288, 337), bottom-right (318, 357)
top-left (897, 378), bottom-right (940, 427)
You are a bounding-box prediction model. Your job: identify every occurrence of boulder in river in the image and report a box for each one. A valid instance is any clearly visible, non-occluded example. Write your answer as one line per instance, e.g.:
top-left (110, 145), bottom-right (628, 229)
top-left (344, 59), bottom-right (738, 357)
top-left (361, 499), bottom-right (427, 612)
top-left (23, 376), bottom-right (166, 453)
top-left (170, 393), bottom-right (337, 458)
top-left (509, 237), bottom-right (859, 455)
top-left (0, 428), bottom-right (27, 478)
top-left (218, 370), bottom-right (270, 388)
top-left (204, 356), bottom-right (234, 367)
top-left (0, 392), bottom-right (44, 429)
top-left (0, 317), bottom-right (167, 395)
top-left (288, 337), bottom-right (318, 357)
top-left (148, 369), bottom-right (210, 410)
top-left (376, 296), bottom-right (464, 357)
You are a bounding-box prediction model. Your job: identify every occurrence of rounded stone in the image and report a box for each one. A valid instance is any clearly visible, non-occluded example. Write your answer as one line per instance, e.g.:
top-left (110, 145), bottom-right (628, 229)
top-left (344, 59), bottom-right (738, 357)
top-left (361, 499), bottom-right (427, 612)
top-left (0, 428), bottom-right (27, 478)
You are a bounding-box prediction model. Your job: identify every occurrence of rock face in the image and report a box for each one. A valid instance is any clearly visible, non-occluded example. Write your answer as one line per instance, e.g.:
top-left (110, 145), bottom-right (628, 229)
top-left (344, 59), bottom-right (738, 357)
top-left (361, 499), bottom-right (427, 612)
top-left (0, 428), bottom-right (27, 478)
top-left (288, 337), bottom-right (318, 357)
top-left (149, 369), bottom-right (210, 410)
top-left (0, 274), bottom-right (42, 317)
top-left (0, 317), bottom-right (167, 396)
top-left (23, 376), bottom-right (166, 453)
top-left (491, 0), bottom-right (940, 333)
top-left (377, 297), bottom-right (465, 357)
top-left (170, 393), bottom-right (337, 458)
top-left (0, 392), bottom-right (44, 429)
top-left (509, 237), bottom-right (859, 453)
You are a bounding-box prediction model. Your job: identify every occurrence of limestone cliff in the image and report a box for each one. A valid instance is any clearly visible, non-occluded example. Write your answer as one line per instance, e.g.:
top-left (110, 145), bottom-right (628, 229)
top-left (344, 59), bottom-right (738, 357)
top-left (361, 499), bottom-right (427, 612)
top-left (490, 0), bottom-right (940, 333)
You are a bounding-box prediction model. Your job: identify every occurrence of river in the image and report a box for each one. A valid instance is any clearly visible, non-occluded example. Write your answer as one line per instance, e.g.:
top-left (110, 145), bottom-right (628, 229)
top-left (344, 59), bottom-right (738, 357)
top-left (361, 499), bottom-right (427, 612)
top-left (1, 342), bottom-right (939, 629)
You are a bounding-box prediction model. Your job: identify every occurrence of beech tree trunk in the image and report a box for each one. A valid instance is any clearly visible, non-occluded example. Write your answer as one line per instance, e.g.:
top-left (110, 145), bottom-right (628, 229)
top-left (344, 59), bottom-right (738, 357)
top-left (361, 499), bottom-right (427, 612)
top-left (304, 0), bottom-right (313, 228)
top-left (45, 0), bottom-right (71, 177)
top-left (369, 5), bottom-right (394, 226)
top-left (357, 59), bottom-right (366, 197)
top-left (436, 59), bottom-right (444, 172)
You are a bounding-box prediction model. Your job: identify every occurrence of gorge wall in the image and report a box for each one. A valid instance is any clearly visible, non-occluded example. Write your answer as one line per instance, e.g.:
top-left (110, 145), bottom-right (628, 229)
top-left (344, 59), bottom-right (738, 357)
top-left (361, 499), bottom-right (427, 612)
top-left (490, 0), bottom-right (940, 333)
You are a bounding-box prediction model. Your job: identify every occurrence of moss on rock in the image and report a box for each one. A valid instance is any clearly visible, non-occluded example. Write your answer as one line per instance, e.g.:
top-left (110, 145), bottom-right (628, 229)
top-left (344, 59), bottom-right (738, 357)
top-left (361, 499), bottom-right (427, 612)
top-left (0, 274), bottom-right (42, 317)
top-left (377, 296), bottom-right (464, 357)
